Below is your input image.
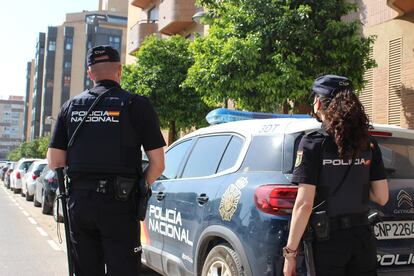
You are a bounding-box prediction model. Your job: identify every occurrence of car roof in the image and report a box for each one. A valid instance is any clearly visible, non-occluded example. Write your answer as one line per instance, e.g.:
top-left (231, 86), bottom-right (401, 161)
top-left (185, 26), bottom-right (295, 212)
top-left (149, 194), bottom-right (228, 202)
top-left (174, 118), bottom-right (414, 145)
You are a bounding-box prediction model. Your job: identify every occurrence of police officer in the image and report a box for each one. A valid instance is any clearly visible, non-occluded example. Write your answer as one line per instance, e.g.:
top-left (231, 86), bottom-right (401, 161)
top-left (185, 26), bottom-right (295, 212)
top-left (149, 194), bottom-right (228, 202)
top-left (47, 45), bottom-right (166, 276)
top-left (283, 75), bottom-right (389, 276)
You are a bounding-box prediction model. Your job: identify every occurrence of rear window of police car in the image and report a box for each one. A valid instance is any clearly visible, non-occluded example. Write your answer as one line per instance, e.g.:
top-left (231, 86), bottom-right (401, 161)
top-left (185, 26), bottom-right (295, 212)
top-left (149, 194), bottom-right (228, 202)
top-left (376, 137), bottom-right (414, 179)
top-left (241, 135), bottom-right (283, 171)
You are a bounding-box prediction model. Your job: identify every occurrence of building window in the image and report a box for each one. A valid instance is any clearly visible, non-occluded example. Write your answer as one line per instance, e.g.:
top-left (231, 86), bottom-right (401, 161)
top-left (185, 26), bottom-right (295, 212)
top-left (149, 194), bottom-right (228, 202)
top-left (109, 36), bottom-right (121, 51)
top-left (65, 38), bottom-right (73, 50)
top-left (148, 6), bottom-right (159, 22)
top-left (49, 41), bottom-right (56, 51)
top-left (64, 61), bottom-right (72, 70)
top-left (47, 79), bottom-right (54, 88)
top-left (64, 76), bottom-right (71, 87)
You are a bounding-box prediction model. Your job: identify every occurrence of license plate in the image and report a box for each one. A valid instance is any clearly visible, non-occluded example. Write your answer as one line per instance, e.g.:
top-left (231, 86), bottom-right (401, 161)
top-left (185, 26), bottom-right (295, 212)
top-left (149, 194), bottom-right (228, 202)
top-left (374, 221), bottom-right (414, 240)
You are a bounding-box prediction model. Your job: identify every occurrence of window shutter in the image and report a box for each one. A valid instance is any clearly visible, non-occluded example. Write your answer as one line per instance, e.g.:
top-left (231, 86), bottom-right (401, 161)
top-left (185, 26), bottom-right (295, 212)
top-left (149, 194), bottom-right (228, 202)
top-left (388, 38), bottom-right (402, 126)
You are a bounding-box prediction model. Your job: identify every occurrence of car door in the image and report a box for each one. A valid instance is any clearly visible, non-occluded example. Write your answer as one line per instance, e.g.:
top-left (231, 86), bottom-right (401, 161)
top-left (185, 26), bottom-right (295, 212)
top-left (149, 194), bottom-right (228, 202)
top-left (160, 134), bottom-right (242, 274)
top-left (371, 134), bottom-right (414, 270)
top-left (143, 138), bottom-right (194, 273)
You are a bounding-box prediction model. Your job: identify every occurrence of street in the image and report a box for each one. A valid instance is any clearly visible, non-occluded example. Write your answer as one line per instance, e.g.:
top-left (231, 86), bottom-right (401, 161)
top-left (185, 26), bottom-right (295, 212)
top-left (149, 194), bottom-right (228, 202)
top-left (0, 182), bottom-right (161, 276)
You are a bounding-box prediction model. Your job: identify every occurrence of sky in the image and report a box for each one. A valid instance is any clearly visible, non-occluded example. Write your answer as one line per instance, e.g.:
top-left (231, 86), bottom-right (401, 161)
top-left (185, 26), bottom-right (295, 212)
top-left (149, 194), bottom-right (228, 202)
top-left (0, 0), bottom-right (99, 100)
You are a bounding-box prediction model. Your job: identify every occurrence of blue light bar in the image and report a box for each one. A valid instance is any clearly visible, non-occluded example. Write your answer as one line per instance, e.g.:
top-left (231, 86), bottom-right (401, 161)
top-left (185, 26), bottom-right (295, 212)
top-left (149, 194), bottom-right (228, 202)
top-left (206, 108), bottom-right (312, 125)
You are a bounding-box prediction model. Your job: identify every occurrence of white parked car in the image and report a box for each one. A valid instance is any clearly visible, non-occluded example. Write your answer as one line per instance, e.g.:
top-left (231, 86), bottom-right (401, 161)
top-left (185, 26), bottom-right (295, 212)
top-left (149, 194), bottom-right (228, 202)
top-left (10, 158), bottom-right (40, 194)
top-left (21, 159), bottom-right (48, 200)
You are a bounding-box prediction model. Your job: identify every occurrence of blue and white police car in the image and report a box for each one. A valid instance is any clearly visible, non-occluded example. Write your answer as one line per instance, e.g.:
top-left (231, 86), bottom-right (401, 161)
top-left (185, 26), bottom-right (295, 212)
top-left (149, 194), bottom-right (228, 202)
top-left (141, 109), bottom-right (414, 276)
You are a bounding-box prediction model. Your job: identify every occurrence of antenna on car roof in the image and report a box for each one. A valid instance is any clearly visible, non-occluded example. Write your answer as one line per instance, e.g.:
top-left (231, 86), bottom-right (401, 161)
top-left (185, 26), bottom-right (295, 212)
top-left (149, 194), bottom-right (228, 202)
top-left (206, 108), bottom-right (311, 125)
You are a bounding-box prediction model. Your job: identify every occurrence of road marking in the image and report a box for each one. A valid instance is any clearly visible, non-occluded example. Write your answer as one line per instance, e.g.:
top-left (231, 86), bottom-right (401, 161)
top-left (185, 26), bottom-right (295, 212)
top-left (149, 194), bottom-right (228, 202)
top-left (18, 206), bottom-right (23, 210)
top-left (28, 217), bottom-right (37, 225)
top-left (36, 227), bottom-right (48, 237)
top-left (47, 240), bottom-right (61, 251)
top-left (22, 211), bottom-right (29, 216)
top-left (14, 203), bottom-right (19, 206)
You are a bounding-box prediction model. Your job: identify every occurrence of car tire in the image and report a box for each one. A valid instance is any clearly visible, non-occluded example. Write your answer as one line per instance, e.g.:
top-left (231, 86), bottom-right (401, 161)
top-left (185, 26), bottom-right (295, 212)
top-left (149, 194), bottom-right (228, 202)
top-left (201, 244), bottom-right (244, 276)
top-left (20, 187), bottom-right (25, 197)
top-left (13, 188), bottom-right (20, 194)
top-left (26, 190), bottom-right (34, 201)
top-left (42, 192), bottom-right (52, 215)
top-left (34, 193), bottom-right (41, 207)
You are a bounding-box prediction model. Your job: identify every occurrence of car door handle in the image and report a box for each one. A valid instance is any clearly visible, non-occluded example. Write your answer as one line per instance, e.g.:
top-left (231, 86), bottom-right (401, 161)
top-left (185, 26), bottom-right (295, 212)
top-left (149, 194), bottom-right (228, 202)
top-left (197, 194), bottom-right (209, 205)
top-left (156, 192), bottom-right (165, 201)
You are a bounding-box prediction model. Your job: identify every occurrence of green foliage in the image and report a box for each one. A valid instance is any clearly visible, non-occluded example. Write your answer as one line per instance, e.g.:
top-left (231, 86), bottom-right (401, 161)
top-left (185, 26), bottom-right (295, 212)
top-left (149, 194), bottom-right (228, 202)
top-left (121, 35), bottom-right (213, 142)
top-left (7, 136), bottom-right (50, 161)
top-left (186, 0), bottom-right (376, 112)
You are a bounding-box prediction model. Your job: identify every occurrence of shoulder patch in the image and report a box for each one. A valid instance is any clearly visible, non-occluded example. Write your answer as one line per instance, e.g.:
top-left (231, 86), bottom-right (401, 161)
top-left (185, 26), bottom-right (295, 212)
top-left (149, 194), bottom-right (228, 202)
top-left (294, 151), bottom-right (303, 168)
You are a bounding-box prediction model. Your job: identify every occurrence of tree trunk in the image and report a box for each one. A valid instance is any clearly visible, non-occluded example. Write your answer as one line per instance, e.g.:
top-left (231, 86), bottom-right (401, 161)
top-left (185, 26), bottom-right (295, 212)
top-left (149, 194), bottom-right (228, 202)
top-left (282, 101), bottom-right (289, 114)
top-left (168, 121), bottom-right (177, 146)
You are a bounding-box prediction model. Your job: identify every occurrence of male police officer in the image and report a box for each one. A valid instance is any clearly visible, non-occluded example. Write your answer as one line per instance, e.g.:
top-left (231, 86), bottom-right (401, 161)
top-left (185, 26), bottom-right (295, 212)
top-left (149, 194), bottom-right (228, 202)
top-left (47, 45), bottom-right (165, 276)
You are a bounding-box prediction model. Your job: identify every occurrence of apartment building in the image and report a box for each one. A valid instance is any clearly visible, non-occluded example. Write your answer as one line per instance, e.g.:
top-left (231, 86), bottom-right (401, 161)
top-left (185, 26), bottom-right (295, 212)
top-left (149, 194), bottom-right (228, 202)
top-left (0, 96), bottom-right (25, 159)
top-left (349, 0), bottom-right (414, 128)
top-left (126, 0), bottom-right (205, 64)
top-left (30, 33), bottom-right (45, 140)
top-left (23, 60), bottom-right (35, 142)
top-left (23, 0), bottom-right (128, 139)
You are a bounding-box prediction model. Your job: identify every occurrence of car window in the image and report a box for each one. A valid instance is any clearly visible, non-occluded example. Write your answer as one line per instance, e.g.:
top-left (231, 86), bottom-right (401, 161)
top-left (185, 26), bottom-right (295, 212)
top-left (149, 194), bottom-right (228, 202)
top-left (242, 135), bottom-right (283, 171)
top-left (217, 136), bottom-right (244, 173)
top-left (35, 163), bottom-right (47, 173)
top-left (20, 161), bottom-right (34, 171)
top-left (181, 135), bottom-right (231, 178)
top-left (376, 137), bottom-right (414, 179)
top-left (27, 162), bottom-right (36, 172)
top-left (162, 139), bottom-right (193, 180)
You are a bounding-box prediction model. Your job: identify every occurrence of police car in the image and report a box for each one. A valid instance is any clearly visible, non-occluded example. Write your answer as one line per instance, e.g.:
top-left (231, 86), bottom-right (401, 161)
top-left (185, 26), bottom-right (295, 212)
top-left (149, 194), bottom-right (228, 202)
top-left (141, 109), bottom-right (414, 276)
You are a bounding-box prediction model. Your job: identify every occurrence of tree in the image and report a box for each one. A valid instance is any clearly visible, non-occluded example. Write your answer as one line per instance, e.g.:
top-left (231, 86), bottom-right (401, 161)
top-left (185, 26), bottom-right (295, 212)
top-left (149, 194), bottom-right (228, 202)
top-left (7, 136), bottom-right (50, 161)
top-left (122, 35), bottom-right (212, 144)
top-left (185, 0), bottom-right (375, 112)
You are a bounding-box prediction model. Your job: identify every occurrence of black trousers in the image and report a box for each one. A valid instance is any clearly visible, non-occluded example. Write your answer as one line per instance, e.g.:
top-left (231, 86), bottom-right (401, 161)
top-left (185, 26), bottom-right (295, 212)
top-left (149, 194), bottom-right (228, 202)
top-left (68, 188), bottom-right (141, 276)
top-left (313, 225), bottom-right (377, 276)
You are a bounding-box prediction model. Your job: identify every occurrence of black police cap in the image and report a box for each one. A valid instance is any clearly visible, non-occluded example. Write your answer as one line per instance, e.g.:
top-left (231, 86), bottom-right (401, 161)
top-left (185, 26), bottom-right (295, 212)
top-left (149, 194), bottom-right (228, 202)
top-left (311, 75), bottom-right (353, 98)
top-left (87, 45), bottom-right (120, 66)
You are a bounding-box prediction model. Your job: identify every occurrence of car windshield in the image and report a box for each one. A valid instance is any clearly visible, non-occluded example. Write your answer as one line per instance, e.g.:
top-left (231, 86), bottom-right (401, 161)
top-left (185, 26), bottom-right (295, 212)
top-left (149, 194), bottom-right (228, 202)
top-left (376, 136), bottom-right (414, 179)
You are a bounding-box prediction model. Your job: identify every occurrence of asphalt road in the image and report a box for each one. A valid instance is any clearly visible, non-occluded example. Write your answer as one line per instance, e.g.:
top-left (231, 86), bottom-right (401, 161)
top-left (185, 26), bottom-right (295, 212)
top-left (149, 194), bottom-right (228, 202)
top-left (0, 181), bottom-right (161, 276)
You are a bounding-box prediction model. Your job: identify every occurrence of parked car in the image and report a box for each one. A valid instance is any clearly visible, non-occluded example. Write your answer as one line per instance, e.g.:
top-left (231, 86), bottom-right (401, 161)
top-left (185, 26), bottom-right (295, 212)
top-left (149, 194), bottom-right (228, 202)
top-left (4, 162), bottom-right (15, 189)
top-left (0, 162), bottom-right (11, 181)
top-left (34, 166), bottom-right (58, 215)
top-left (10, 158), bottom-right (39, 193)
top-left (141, 113), bottom-right (414, 276)
top-left (21, 159), bottom-right (48, 201)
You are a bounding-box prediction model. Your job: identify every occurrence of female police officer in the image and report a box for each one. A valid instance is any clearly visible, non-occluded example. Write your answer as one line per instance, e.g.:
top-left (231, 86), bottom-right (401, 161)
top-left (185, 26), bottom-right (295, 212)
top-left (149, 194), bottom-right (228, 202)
top-left (283, 75), bottom-right (389, 276)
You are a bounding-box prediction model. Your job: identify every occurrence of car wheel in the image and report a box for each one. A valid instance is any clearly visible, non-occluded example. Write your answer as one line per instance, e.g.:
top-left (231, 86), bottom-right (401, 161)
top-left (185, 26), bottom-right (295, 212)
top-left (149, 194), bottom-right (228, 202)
top-left (20, 187), bottom-right (25, 197)
top-left (42, 192), bottom-right (52, 215)
top-left (13, 188), bottom-right (19, 194)
top-left (33, 193), bottom-right (41, 207)
top-left (26, 190), bottom-right (34, 201)
top-left (201, 244), bottom-right (244, 276)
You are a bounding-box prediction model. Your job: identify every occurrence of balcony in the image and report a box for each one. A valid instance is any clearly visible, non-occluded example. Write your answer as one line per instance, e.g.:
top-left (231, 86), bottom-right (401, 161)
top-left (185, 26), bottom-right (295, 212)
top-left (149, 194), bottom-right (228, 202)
top-left (158, 0), bottom-right (196, 35)
top-left (130, 0), bottom-right (154, 9)
top-left (387, 0), bottom-right (414, 16)
top-left (128, 20), bottom-right (158, 54)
